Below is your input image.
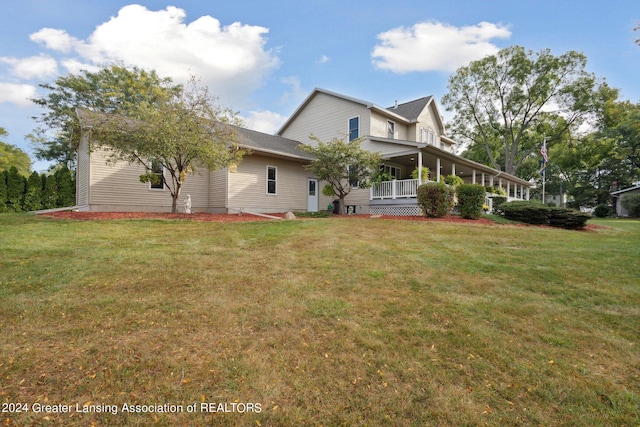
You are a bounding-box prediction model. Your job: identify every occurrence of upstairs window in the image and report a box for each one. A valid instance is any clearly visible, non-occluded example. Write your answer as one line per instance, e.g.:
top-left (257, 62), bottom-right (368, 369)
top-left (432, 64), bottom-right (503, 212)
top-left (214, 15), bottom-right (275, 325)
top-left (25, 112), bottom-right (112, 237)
top-left (266, 166), bottom-right (277, 195)
top-left (149, 159), bottom-right (165, 190)
top-left (421, 128), bottom-right (436, 145)
top-left (387, 120), bottom-right (396, 139)
top-left (348, 117), bottom-right (359, 141)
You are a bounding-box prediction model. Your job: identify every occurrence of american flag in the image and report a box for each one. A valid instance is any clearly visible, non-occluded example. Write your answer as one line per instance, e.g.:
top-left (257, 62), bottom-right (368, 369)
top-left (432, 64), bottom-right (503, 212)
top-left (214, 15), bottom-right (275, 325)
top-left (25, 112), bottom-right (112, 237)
top-left (540, 140), bottom-right (548, 173)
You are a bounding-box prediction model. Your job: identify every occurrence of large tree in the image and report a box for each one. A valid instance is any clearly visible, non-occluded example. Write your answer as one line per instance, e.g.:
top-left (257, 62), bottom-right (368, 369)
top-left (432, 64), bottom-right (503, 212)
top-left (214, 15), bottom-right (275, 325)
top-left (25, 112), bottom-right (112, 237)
top-left (442, 46), bottom-right (609, 178)
top-left (300, 136), bottom-right (382, 214)
top-left (83, 79), bottom-right (244, 213)
top-left (29, 65), bottom-right (181, 169)
top-left (0, 127), bottom-right (31, 176)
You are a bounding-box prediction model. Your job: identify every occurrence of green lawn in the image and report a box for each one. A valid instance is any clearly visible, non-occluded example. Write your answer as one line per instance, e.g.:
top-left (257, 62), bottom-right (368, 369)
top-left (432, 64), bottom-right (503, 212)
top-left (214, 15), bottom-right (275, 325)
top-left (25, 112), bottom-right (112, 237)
top-left (1, 214), bottom-right (638, 426)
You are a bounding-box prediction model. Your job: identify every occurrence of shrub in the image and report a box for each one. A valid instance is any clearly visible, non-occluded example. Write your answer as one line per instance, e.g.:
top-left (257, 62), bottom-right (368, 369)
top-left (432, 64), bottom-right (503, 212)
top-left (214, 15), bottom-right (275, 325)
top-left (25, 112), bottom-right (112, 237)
top-left (548, 208), bottom-right (591, 230)
top-left (593, 204), bottom-right (610, 218)
top-left (499, 201), bottom-right (590, 229)
top-left (500, 201), bottom-right (550, 224)
top-left (491, 196), bottom-right (507, 211)
top-left (621, 194), bottom-right (640, 217)
top-left (417, 182), bottom-right (454, 218)
top-left (457, 184), bottom-right (486, 219)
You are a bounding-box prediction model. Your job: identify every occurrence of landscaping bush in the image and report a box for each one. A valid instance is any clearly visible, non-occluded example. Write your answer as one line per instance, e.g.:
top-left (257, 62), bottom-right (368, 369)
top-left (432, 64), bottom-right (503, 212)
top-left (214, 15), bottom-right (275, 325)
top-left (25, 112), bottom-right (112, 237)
top-left (621, 194), bottom-right (640, 217)
top-left (457, 184), bottom-right (486, 219)
top-left (500, 201), bottom-right (550, 224)
top-left (491, 196), bottom-right (507, 211)
top-left (593, 204), bottom-right (610, 218)
top-left (417, 182), bottom-right (454, 218)
top-left (499, 201), bottom-right (590, 229)
top-left (548, 208), bottom-right (592, 230)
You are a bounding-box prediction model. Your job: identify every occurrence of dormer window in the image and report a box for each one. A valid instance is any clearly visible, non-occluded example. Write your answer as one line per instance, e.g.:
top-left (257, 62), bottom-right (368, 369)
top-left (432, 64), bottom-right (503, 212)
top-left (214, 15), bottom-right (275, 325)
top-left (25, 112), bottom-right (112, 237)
top-left (421, 128), bottom-right (436, 145)
top-left (387, 120), bottom-right (395, 139)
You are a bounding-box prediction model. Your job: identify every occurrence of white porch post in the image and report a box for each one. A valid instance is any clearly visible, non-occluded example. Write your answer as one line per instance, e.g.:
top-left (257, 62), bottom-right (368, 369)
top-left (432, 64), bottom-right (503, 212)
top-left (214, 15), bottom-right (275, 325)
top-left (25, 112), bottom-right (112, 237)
top-left (507, 182), bottom-right (511, 198)
top-left (526, 188), bottom-right (530, 200)
top-left (489, 175), bottom-right (494, 188)
top-left (472, 170), bottom-right (476, 184)
top-left (436, 158), bottom-right (441, 182)
top-left (451, 163), bottom-right (456, 176)
top-left (481, 173), bottom-right (485, 187)
top-left (417, 151), bottom-right (423, 185)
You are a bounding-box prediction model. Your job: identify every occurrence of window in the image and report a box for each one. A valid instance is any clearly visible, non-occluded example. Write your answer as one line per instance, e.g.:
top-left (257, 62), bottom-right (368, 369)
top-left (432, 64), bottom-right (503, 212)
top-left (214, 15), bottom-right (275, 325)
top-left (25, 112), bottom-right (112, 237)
top-left (379, 164), bottom-right (401, 179)
top-left (266, 166), bottom-right (277, 195)
top-left (387, 120), bottom-right (395, 139)
top-left (149, 159), bottom-right (164, 190)
top-left (421, 128), bottom-right (436, 145)
top-left (348, 165), bottom-right (360, 188)
top-left (348, 117), bottom-right (359, 141)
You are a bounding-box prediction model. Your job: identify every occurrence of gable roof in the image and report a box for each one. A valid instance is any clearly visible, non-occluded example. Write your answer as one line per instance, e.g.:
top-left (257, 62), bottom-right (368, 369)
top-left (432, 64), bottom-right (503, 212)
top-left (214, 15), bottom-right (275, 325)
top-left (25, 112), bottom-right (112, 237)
top-left (387, 96), bottom-right (432, 121)
top-left (277, 88), bottom-right (442, 135)
top-left (77, 108), bottom-right (314, 162)
top-left (611, 185), bottom-right (640, 195)
top-left (232, 126), bottom-right (314, 161)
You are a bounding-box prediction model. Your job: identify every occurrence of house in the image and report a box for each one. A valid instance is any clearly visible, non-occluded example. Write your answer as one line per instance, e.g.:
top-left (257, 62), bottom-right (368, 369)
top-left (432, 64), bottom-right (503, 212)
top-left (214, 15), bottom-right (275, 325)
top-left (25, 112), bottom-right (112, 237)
top-left (76, 116), bottom-right (318, 213)
top-left (611, 185), bottom-right (640, 216)
top-left (277, 88), bottom-right (531, 216)
top-left (76, 88), bottom-right (532, 215)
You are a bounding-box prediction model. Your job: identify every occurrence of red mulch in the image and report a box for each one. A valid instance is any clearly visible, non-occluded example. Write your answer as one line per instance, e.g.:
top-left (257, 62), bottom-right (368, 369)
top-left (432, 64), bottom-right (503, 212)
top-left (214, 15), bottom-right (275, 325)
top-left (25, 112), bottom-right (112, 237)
top-left (40, 211), bottom-right (282, 222)
top-left (39, 211), bottom-right (606, 231)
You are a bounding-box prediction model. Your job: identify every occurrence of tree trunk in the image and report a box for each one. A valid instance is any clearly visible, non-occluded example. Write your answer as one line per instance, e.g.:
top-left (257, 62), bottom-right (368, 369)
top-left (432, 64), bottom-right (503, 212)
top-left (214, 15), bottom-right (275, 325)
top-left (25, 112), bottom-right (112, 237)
top-left (172, 183), bottom-right (182, 213)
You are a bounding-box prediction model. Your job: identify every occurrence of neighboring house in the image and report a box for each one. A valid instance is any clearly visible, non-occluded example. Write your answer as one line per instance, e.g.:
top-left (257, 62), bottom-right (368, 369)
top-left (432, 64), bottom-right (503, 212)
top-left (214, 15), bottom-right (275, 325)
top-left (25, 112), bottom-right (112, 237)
top-left (278, 88), bottom-right (531, 216)
top-left (76, 88), bottom-right (532, 215)
top-left (611, 185), bottom-right (640, 217)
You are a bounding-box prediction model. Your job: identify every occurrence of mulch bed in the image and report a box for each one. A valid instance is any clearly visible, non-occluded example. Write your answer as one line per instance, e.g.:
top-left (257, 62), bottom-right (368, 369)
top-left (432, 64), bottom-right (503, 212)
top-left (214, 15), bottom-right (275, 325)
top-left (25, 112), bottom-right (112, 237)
top-left (39, 211), bottom-right (606, 231)
top-left (40, 211), bottom-right (282, 222)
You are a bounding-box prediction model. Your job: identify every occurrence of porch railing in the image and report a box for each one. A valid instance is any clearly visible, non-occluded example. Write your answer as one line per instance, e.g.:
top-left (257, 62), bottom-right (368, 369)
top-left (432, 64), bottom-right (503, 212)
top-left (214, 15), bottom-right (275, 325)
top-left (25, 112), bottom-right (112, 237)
top-left (371, 179), bottom-right (528, 203)
top-left (370, 179), bottom-right (421, 199)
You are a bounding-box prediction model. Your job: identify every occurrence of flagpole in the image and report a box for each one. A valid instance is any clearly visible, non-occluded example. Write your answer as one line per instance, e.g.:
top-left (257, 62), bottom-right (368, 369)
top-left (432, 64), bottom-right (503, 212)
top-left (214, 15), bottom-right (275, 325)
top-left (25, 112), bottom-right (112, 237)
top-left (541, 137), bottom-right (548, 204)
top-left (542, 166), bottom-right (546, 204)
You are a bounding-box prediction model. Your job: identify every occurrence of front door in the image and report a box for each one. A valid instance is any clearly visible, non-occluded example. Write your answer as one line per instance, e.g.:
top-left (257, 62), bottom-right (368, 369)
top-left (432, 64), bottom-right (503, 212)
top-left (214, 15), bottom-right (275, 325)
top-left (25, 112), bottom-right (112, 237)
top-left (307, 179), bottom-right (318, 212)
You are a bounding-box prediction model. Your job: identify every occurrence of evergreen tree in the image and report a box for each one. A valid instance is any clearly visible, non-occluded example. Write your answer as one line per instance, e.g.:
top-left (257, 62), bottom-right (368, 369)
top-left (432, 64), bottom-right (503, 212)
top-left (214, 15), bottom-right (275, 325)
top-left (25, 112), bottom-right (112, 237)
top-left (5, 166), bottom-right (26, 212)
top-left (41, 174), bottom-right (58, 209)
top-left (54, 165), bottom-right (75, 207)
top-left (0, 170), bottom-right (8, 212)
top-left (23, 171), bottom-right (44, 211)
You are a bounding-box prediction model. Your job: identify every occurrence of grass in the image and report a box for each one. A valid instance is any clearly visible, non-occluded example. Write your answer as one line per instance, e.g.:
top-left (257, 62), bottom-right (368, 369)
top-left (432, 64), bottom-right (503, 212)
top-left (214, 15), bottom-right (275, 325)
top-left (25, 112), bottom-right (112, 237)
top-left (1, 214), bottom-right (639, 426)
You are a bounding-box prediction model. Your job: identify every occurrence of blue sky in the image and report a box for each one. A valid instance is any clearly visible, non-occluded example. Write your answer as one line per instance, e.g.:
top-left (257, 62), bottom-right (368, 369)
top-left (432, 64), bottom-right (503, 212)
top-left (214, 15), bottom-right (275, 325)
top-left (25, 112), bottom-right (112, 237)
top-left (1, 0), bottom-right (639, 172)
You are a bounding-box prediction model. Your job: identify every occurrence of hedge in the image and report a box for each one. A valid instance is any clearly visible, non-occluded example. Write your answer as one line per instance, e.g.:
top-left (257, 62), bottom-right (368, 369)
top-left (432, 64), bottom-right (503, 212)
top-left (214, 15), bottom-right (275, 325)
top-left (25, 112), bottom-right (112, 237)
top-left (417, 182), bottom-right (454, 218)
top-left (499, 201), bottom-right (590, 229)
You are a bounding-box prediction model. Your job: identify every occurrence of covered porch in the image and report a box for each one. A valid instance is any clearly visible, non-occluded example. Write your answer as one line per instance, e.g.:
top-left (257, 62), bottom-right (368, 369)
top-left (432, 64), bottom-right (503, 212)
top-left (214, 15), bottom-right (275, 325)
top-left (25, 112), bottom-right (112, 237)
top-left (368, 144), bottom-right (531, 215)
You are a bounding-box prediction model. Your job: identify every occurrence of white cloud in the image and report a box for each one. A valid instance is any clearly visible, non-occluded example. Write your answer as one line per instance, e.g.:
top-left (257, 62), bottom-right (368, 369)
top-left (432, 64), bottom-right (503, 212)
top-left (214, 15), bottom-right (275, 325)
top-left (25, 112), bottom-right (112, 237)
top-left (0, 54), bottom-right (58, 79)
top-left (318, 55), bottom-right (330, 64)
top-left (27, 4), bottom-right (279, 106)
top-left (30, 28), bottom-right (77, 53)
top-left (372, 21), bottom-right (511, 73)
top-left (244, 110), bottom-right (287, 134)
top-left (0, 83), bottom-right (38, 106)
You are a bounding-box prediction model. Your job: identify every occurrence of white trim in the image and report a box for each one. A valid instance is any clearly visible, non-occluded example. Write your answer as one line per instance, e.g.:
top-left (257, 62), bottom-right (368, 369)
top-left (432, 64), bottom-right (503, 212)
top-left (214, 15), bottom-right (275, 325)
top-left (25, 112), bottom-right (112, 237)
top-left (266, 165), bottom-right (277, 195)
